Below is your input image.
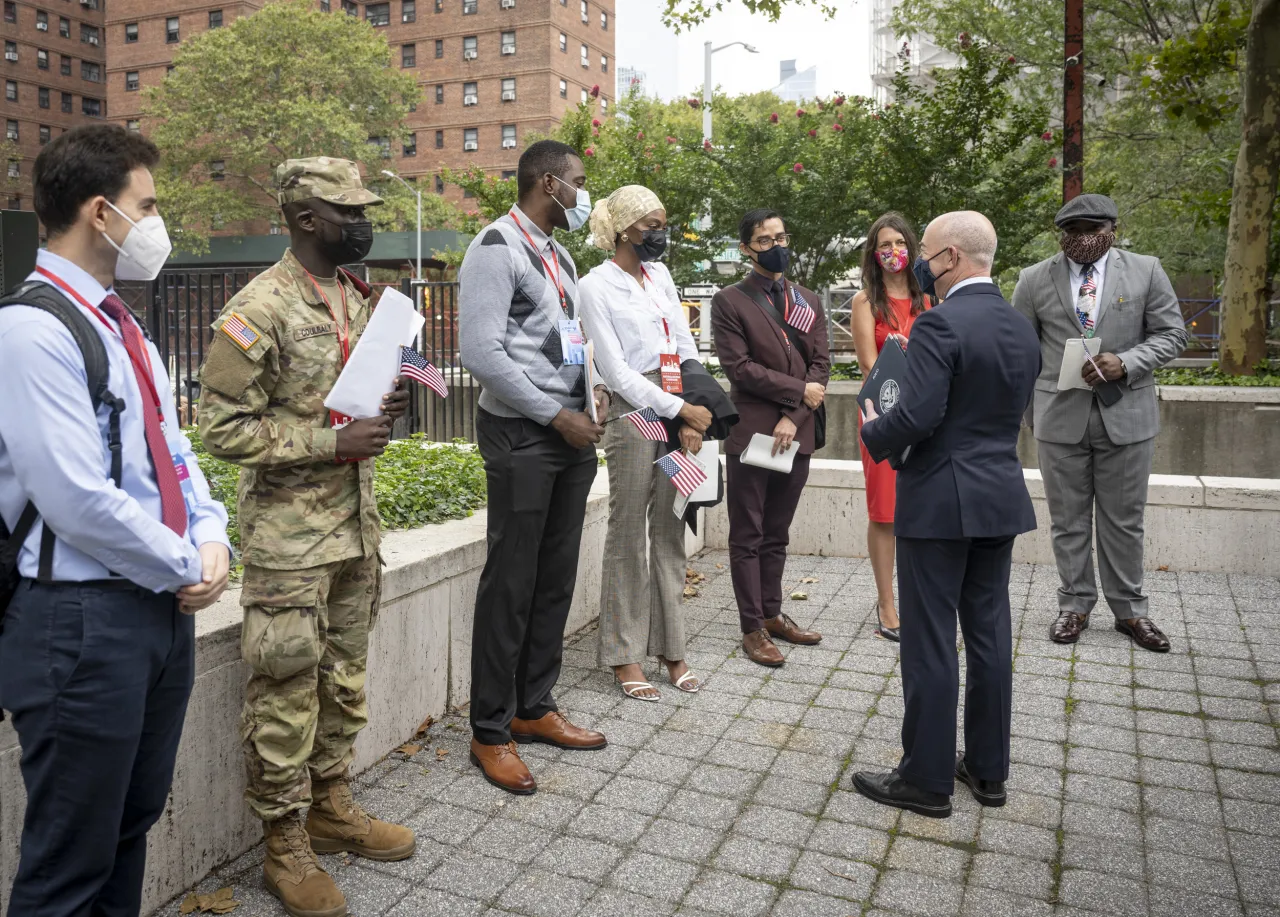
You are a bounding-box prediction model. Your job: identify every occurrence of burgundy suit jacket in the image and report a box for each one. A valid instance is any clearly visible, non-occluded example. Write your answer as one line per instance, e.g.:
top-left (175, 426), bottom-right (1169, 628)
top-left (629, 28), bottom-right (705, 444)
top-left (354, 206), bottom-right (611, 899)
top-left (711, 277), bottom-right (831, 456)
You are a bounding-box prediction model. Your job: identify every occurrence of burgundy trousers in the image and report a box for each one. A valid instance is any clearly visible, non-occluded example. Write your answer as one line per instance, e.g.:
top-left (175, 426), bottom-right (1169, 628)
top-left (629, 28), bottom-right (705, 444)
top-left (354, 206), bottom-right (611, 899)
top-left (725, 452), bottom-right (811, 634)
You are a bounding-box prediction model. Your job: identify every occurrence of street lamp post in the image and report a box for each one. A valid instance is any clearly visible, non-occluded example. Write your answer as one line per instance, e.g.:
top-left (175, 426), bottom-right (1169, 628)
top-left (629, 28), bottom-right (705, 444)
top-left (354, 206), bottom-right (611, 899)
top-left (382, 169), bottom-right (421, 280)
top-left (702, 40), bottom-right (758, 144)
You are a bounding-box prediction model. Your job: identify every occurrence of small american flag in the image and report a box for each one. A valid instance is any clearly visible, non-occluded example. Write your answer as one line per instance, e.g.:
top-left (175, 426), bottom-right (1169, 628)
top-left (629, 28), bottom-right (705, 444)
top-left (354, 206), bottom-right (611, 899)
top-left (399, 346), bottom-right (448, 398)
top-left (785, 286), bottom-right (816, 334)
top-left (220, 312), bottom-right (260, 350)
top-left (654, 450), bottom-right (708, 497)
top-left (624, 406), bottom-right (669, 442)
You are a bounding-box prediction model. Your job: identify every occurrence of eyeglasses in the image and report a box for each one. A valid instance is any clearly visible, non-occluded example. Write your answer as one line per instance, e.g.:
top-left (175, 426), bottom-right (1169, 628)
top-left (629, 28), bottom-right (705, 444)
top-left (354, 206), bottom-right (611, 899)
top-left (748, 233), bottom-right (790, 251)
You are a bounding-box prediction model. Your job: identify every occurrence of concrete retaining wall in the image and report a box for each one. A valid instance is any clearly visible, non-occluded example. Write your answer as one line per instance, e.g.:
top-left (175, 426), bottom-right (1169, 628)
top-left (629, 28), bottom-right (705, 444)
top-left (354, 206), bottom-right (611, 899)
top-left (704, 458), bottom-right (1280, 575)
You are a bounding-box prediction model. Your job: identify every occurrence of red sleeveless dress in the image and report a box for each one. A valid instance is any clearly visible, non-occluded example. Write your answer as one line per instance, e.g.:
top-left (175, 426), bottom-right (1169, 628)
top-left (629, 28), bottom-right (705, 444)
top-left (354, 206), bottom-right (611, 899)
top-left (858, 295), bottom-right (928, 524)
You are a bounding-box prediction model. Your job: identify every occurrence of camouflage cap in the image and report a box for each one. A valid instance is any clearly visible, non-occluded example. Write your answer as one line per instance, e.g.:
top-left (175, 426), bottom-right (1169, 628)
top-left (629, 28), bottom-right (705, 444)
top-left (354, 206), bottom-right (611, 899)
top-left (275, 157), bottom-right (383, 207)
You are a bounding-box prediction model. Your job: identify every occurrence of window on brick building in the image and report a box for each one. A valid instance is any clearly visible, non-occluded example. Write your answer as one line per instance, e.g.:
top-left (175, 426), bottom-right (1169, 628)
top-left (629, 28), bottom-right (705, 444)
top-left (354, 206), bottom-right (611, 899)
top-left (126, 71), bottom-right (139, 91)
top-left (125, 22), bottom-right (138, 42)
top-left (39, 124), bottom-right (50, 144)
top-left (463, 186), bottom-right (475, 198)
top-left (5, 197), bottom-right (20, 211)
top-left (210, 160), bottom-right (225, 180)
top-left (166, 17), bottom-right (179, 42)
top-left (370, 136), bottom-right (391, 158)
top-left (402, 0), bottom-right (415, 21)
top-left (209, 9), bottom-right (223, 28)
top-left (403, 133), bottom-right (416, 156)
top-left (501, 31), bottom-right (515, 54)
top-left (502, 170), bottom-right (515, 180)
top-left (37, 49), bottom-right (49, 70)
top-left (59, 18), bottom-right (70, 38)
top-left (435, 39), bottom-right (443, 58)
top-left (5, 121), bottom-right (16, 142)
top-left (83, 97), bottom-right (102, 118)
top-left (401, 43), bottom-right (415, 67)
top-left (463, 81), bottom-right (477, 105)
top-left (7, 161), bottom-right (19, 180)
top-left (501, 124), bottom-right (515, 148)
top-left (82, 61), bottom-right (101, 82)
top-left (81, 24), bottom-right (100, 45)
top-left (4, 81), bottom-right (15, 103)
top-left (600, 97), bottom-right (607, 112)
top-left (38, 87), bottom-right (49, 108)
top-left (601, 54), bottom-right (607, 72)
top-left (434, 0), bottom-right (442, 11)
top-left (559, 79), bottom-right (566, 98)
top-left (434, 175), bottom-right (444, 194)
top-left (5, 41), bottom-right (17, 62)
top-left (61, 91), bottom-right (73, 112)
top-left (462, 35), bottom-right (477, 59)
top-left (60, 56), bottom-right (71, 76)
top-left (462, 0), bottom-right (476, 13)
top-left (463, 127), bottom-right (477, 150)
top-left (319, 0), bottom-right (330, 10)
top-left (580, 44), bottom-right (588, 68)
top-left (342, 0), bottom-right (358, 15)
top-left (580, 87), bottom-right (587, 103)
top-left (3, 2), bottom-right (14, 24)
top-left (167, 65), bottom-right (175, 73)
top-left (366, 3), bottom-right (389, 25)
top-left (559, 33), bottom-right (566, 53)
top-left (580, 0), bottom-right (587, 22)
top-left (126, 119), bottom-right (140, 133)
top-left (435, 83), bottom-right (443, 103)
top-left (435, 129), bottom-right (444, 148)
top-left (501, 77), bottom-right (515, 101)
top-left (601, 10), bottom-right (607, 29)
top-left (36, 9), bottom-right (48, 30)
top-left (82, 0), bottom-right (99, 9)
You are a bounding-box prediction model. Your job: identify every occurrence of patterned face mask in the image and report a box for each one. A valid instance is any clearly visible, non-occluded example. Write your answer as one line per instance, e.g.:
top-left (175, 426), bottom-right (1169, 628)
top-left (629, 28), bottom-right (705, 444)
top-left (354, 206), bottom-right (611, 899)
top-left (1059, 229), bottom-right (1115, 265)
top-left (877, 248), bottom-right (909, 274)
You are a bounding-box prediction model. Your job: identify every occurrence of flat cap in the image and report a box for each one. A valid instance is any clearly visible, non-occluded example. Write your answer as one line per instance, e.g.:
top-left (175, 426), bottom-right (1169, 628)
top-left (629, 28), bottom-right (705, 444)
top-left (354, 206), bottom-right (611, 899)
top-left (1054, 193), bottom-right (1118, 228)
top-left (275, 157), bottom-right (383, 207)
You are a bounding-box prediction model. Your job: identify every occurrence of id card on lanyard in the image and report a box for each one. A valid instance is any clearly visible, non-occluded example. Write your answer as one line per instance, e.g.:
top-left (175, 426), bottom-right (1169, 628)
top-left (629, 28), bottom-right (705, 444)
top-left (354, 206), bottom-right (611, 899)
top-left (303, 271), bottom-right (360, 463)
top-left (511, 209), bottom-right (586, 366)
top-left (638, 264), bottom-right (683, 394)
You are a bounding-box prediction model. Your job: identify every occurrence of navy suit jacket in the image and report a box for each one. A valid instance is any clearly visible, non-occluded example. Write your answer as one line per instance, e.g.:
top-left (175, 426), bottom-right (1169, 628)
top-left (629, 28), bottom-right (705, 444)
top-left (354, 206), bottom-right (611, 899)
top-left (860, 281), bottom-right (1041, 540)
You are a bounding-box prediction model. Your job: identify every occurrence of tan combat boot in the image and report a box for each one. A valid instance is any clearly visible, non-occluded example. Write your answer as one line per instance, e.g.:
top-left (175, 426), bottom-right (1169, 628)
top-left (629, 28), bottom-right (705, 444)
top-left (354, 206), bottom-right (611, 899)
top-left (262, 812), bottom-right (347, 917)
top-left (307, 774), bottom-right (417, 862)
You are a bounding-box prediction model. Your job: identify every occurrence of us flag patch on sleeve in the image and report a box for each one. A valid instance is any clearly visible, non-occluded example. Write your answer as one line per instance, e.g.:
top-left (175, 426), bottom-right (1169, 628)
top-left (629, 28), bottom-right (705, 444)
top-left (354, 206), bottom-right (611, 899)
top-left (221, 312), bottom-right (261, 350)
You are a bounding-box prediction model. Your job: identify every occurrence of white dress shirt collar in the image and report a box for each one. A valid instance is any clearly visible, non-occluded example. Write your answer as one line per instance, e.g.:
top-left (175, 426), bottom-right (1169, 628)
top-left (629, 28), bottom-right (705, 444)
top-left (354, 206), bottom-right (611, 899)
top-left (508, 204), bottom-right (553, 252)
top-left (34, 249), bottom-right (113, 310)
top-left (945, 276), bottom-right (994, 298)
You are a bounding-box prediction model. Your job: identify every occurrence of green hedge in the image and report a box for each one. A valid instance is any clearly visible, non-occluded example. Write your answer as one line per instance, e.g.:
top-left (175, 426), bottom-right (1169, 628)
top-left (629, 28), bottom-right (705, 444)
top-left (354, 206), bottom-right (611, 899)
top-left (185, 431), bottom-right (488, 552)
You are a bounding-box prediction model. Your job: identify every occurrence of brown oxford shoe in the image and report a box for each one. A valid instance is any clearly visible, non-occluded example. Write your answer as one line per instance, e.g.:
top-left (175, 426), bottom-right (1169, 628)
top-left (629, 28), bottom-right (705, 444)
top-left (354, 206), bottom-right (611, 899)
top-left (510, 711), bottom-right (607, 751)
top-left (469, 739), bottom-right (536, 795)
top-left (743, 629), bottom-right (785, 667)
top-left (766, 612), bottom-right (823, 646)
top-left (1049, 611), bottom-right (1089, 644)
top-left (1115, 617), bottom-right (1171, 653)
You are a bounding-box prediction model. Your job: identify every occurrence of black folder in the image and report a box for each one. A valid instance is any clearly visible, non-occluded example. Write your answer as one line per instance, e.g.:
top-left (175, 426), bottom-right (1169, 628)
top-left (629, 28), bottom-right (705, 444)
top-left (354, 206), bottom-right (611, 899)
top-left (857, 337), bottom-right (912, 470)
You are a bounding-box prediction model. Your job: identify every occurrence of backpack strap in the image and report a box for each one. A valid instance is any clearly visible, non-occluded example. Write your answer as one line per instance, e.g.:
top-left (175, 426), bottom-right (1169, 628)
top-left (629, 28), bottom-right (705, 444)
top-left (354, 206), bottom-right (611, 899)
top-left (0, 281), bottom-right (128, 581)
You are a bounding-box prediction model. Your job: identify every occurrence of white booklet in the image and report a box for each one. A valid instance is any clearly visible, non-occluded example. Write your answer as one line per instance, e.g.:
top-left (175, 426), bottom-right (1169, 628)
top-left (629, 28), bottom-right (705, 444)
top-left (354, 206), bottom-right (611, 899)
top-left (324, 287), bottom-right (425, 419)
top-left (1057, 337), bottom-right (1103, 391)
top-left (739, 432), bottom-right (798, 473)
top-left (585, 340), bottom-right (598, 423)
top-left (671, 439), bottom-right (720, 519)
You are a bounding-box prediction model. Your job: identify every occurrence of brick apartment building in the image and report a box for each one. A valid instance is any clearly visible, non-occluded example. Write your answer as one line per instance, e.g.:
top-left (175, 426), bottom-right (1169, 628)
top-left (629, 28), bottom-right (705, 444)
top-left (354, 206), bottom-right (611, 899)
top-left (3, 0), bottom-right (614, 218)
top-left (3, 0), bottom-right (109, 212)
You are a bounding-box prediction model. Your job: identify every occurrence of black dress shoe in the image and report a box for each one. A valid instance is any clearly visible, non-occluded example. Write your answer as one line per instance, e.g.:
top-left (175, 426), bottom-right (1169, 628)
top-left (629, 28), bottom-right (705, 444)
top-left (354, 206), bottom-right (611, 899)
top-left (874, 602), bottom-right (900, 644)
top-left (851, 770), bottom-right (951, 819)
top-left (1115, 617), bottom-right (1171, 653)
top-left (955, 755), bottom-right (1006, 807)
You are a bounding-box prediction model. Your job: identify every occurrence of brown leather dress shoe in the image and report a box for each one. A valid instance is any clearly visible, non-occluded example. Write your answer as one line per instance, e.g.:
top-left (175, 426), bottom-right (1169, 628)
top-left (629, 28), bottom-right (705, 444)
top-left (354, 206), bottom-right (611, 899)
top-left (469, 739), bottom-right (536, 795)
top-left (743, 629), bottom-right (785, 667)
top-left (766, 612), bottom-right (822, 645)
top-left (1049, 611), bottom-right (1089, 644)
top-left (510, 711), bottom-right (607, 750)
top-left (1116, 617), bottom-right (1171, 653)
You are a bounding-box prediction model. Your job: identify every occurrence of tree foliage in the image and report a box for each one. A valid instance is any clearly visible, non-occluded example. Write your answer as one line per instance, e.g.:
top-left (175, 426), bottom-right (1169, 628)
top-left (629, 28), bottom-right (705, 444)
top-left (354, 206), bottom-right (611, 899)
top-left (143, 0), bottom-right (444, 252)
top-left (659, 0), bottom-right (834, 31)
top-left (1, 139), bottom-right (21, 197)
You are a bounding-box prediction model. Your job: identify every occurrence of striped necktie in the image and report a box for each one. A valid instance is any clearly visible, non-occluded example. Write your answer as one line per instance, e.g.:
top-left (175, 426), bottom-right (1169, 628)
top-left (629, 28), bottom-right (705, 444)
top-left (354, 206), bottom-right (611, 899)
top-left (1075, 263), bottom-right (1098, 337)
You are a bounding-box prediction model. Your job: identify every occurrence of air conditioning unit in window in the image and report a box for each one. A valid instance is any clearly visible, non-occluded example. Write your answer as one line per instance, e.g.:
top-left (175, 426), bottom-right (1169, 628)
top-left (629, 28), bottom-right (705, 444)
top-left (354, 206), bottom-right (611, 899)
top-left (463, 49), bottom-right (477, 60)
top-left (463, 93), bottom-right (477, 105)
top-left (5, 130), bottom-right (17, 142)
top-left (36, 21), bottom-right (48, 30)
top-left (502, 138), bottom-right (516, 149)
top-left (88, 35), bottom-right (99, 45)
top-left (501, 90), bottom-right (515, 101)
top-left (501, 0), bottom-right (515, 7)
top-left (463, 140), bottom-right (478, 151)
top-left (4, 52), bottom-right (16, 61)
top-left (501, 45), bottom-right (515, 55)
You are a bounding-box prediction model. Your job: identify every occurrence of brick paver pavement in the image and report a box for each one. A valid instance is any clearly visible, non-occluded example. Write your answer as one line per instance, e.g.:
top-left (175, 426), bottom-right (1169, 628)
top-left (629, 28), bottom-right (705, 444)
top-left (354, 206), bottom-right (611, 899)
top-left (163, 552), bottom-right (1280, 917)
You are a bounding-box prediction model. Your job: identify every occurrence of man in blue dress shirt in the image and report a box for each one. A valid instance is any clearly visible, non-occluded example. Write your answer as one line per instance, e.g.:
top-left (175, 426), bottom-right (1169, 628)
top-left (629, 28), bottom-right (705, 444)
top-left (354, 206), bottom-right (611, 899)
top-left (0, 125), bottom-right (232, 915)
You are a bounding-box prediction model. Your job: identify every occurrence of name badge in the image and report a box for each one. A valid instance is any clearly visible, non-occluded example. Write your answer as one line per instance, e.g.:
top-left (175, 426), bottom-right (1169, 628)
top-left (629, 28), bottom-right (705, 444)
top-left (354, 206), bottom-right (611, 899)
top-left (171, 453), bottom-right (199, 515)
top-left (559, 318), bottom-right (586, 365)
top-left (329, 410), bottom-right (361, 463)
top-left (660, 352), bottom-right (683, 393)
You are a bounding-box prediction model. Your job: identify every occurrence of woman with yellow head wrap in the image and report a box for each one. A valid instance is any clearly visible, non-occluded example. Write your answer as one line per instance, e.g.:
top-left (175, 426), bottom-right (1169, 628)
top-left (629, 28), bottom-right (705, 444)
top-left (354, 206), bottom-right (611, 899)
top-left (578, 185), bottom-right (712, 701)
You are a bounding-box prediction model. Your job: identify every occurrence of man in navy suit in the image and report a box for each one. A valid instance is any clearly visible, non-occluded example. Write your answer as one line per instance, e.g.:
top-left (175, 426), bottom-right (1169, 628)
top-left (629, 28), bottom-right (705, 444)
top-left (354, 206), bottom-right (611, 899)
top-left (854, 211), bottom-right (1040, 818)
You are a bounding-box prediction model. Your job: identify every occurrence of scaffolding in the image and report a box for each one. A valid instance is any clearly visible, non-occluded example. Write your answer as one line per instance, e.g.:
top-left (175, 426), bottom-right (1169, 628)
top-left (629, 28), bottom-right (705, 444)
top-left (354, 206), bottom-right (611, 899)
top-left (870, 0), bottom-right (959, 105)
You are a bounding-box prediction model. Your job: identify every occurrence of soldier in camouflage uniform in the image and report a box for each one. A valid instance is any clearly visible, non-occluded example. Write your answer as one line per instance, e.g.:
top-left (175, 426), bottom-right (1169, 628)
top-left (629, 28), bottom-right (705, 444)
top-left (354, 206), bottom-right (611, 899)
top-left (198, 157), bottom-right (414, 917)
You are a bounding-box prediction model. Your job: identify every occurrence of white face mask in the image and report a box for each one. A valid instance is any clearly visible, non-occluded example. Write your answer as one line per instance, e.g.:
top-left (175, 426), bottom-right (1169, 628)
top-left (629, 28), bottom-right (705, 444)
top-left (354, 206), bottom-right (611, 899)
top-left (102, 200), bottom-right (173, 281)
top-left (552, 175), bottom-right (591, 232)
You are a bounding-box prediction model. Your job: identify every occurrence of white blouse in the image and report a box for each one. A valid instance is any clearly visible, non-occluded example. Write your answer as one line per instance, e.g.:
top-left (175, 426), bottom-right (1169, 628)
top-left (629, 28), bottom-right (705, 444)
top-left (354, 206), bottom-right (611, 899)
top-left (578, 260), bottom-right (700, 419)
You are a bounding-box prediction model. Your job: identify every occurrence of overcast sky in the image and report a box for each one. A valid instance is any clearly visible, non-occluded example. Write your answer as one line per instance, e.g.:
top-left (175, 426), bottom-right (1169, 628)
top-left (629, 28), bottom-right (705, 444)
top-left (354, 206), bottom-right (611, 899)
top-left (613, 0), bottom-right (875, 102)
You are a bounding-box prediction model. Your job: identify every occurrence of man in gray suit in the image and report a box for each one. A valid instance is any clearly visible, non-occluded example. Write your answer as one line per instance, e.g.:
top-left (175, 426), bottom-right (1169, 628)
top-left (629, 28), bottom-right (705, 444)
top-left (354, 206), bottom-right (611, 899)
top-left (1013, 194), bottom-right (1188, 652)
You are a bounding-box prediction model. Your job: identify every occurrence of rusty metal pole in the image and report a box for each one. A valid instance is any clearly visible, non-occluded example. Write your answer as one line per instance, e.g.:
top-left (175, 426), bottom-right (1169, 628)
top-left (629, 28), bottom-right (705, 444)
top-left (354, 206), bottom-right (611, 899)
top-left (1063, 0), bottom-right (1084, 201)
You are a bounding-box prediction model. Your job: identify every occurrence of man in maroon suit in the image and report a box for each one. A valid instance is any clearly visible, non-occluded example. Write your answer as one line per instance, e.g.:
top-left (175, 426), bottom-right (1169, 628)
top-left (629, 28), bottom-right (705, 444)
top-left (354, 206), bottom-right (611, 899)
top-left (711, 209), bottom-right (830, 667)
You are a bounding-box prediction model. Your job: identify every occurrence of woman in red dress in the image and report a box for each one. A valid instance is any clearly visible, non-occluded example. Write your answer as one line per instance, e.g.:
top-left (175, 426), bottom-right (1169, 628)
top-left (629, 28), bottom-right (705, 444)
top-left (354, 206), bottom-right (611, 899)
top-left (851, 212), bottom-right (932, 642)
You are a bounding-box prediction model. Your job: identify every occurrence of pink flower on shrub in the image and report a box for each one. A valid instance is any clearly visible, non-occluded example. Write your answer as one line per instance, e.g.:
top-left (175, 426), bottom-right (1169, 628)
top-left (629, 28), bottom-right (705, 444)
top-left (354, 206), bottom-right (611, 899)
top-left (1041, 131), bottom-right (1053, 141)
top-left (688, 98), bottom-right (700, 108)
top-left (703, 139), bottom-right (712, 150)
top-left (592, 128), bottom-right (599, 136)
top-left (585, 147), bottom-right (595, 156)
top-left (1048, 156), bottom-right (1058, 168)
top-left (832, 123), bottom-right (844, 132)
top-left (665, 135), bottom-right (677, 143)
top-left (834, 95), bottom-right (845, 106)
top-left (769, 113), bottom-right (779, 123)
top-left (1007, 55), bottom-right (1017, 63)
top-left (796, 108), bottom-right (806, 117)
top-left (590, 85), bottom-right (600, 98)
top-left (792, 162), bottom-right (804, 173)
top-left (591, 118), bottom-right (601, 127)
top-left (636, 131), bottom-right (645, 140)
top-left (807, 129), bottom-right (817, 137)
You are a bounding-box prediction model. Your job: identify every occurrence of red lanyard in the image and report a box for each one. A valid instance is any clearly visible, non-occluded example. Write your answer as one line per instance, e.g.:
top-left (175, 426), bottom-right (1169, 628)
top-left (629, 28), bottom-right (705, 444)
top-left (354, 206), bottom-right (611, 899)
top-left (780, 280), bottom-right (795, 325)
top-left (635, 263), bottom-right (672, 343)
top-left (510, 209), bottom-right (568, 315)
top-left (303, 270), bottom-right (352, 364)
top-left (35, 266), bottom-right (163, 412)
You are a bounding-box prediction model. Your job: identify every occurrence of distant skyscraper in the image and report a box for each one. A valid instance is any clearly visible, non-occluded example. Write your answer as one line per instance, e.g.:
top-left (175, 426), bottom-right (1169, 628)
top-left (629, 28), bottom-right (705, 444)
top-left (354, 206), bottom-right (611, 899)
top-left (870, 0), bottom-right (958, 104)
top-left (618, 66), bottom-right (646, 96)
top-left (774, 59), bottom-right (816, 103)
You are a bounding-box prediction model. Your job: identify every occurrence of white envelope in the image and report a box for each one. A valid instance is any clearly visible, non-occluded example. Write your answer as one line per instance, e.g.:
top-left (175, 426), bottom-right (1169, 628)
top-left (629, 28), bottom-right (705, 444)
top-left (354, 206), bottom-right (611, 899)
top-left (739, 432), bottom-right (798, 473)
top-left (324, 287), bottom-right (426, 419)
top-left (1056, 337), bottom-right (1103, 392)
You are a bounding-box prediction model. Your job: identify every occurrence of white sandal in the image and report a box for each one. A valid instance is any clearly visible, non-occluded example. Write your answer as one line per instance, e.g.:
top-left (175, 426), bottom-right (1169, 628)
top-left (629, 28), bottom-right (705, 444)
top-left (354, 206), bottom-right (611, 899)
top-left (620, 681), bottom-right (661, 702)
top-left (672, 671), bottom-right (702, 694)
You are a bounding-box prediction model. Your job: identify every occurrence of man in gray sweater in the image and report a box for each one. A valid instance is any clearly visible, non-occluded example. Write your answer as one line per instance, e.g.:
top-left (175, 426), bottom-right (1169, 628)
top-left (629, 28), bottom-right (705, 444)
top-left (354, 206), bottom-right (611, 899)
top-left (459, 140), bottom-right (610, 795)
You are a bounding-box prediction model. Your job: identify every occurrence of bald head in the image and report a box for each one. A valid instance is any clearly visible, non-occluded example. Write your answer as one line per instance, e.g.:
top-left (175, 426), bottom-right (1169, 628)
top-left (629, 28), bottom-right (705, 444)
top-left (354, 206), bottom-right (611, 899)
top-left (919, 210), bottom-right (998, 300)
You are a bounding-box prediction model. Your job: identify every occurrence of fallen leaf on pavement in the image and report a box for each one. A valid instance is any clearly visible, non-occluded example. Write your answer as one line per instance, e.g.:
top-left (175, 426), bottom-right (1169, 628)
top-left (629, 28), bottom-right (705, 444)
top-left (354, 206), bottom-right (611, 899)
top-left (413, 716), bottom-right (434, 738)
top-left (436, 748), bottom-right (450, 758)
top-left (789, 591), bottom-right (808, 600)
top-left (683, 585), bottom-right (699, 598)
top-left (396, 743), bottom-right (421, 756)
top-left (1157, 565), bottom-right (1169, 572)
top-left (801, 577), bottom-right (818, 583)
top-left (715, 563), bottom-right (724, 569)
top-left (180, 888), bottom-right (240, 914)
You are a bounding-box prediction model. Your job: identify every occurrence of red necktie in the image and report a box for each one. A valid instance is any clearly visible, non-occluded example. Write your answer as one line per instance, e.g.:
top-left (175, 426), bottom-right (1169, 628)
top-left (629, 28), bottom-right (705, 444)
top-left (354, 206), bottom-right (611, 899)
top-left (99, 295), bottom-right (188, 537)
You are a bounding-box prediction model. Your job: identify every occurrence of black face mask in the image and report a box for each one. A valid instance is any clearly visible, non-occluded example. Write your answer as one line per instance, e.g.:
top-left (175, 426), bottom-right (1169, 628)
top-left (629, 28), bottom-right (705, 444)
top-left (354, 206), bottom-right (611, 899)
top-left (315, 215), bottom-right (374, 264)
top-left (755, 245), bottom-right (791, 274)
top-left (633, 229), bottom-right (668, 262)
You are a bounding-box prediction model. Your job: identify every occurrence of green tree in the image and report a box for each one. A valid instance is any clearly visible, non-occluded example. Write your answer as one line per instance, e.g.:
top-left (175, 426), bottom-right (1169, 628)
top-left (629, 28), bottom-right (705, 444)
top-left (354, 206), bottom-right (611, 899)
top-left (143, 0), bottom-right (430, 253)
top-left (1, 140), bottom-right (22, 198)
